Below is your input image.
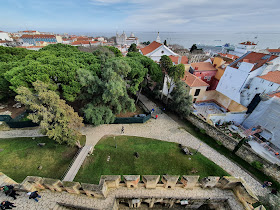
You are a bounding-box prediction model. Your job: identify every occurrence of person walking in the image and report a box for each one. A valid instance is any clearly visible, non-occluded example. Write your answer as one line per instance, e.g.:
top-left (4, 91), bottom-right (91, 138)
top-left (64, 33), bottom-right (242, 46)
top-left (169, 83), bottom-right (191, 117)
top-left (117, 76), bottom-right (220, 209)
top-left (263, 181), bottom-right (272, 188)
top-left (121, 126), bottom-right (124, 134)
top-left (27, 191), bottom-right (41, 202)
top-left (155, 114), bottom-right (158, 119)
top-left (0, 185), bottom-right (19, 200)
top-left (0, 201), bottom-right (16, 209)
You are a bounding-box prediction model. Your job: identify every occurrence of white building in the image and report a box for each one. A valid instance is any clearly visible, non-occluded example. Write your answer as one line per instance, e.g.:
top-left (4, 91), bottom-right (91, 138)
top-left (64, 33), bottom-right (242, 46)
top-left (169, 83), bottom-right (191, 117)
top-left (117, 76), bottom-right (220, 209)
top-left (229, 41), bottom-right (257, 57)
top-left (116, 31), bottom-right (139, 46)
top-left (0, 31), bottom-right (12, 41)
top-left (243, 92), bottom-right (280, 148)
top-left (216, 52), bottom-right (280, 105)
top-left (140, 41), bottom-right (178, 62)
top-left (240, 71), bottom-right (280, 107)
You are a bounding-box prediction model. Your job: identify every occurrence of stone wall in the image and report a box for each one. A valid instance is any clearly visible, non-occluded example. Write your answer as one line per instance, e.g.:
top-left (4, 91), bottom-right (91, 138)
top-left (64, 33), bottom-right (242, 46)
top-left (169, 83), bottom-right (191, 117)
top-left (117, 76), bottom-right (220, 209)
top-left (0, 172), bottom-right (259, 210)
top-left (236, 144), bottom-right (280, 183)
top-left (186, 113), bottom-right (239, 151)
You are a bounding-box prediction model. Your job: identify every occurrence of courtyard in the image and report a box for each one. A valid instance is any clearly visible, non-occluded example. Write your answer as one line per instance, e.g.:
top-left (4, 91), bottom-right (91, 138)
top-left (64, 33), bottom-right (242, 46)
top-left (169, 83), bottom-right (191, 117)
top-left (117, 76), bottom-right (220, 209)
top-left (74, 136), bottom-right (229, 184)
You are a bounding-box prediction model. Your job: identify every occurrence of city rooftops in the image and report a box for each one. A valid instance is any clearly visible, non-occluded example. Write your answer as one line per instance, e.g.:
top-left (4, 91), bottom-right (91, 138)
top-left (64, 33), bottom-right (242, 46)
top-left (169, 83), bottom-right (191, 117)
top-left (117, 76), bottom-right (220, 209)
top-left (21, 34), bottom-right (56, 39)
top-left (190, 62), bottom-right (217, 71)
top-left (258, 71), bottom-right (280, 84)
top-left (230, 52), bottom-right (278, 71)
top-left (182, 71), bottom-right (209, 87)
top-left (239, 41), bottom-right (257, 45)
top-left (169, 55), bottom-right (188, 65)
top-left (267, 49), bottom-right (280, 53)
top-left (140, 41), bottom-right (162, 55)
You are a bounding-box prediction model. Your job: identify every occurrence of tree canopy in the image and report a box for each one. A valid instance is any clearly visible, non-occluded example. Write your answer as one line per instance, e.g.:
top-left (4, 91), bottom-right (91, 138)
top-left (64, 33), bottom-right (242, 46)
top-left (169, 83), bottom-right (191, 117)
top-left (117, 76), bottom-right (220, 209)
top-left (128, 43), bottom-right (139, 52)
top-left (16, 81), bottom-right (84, 147)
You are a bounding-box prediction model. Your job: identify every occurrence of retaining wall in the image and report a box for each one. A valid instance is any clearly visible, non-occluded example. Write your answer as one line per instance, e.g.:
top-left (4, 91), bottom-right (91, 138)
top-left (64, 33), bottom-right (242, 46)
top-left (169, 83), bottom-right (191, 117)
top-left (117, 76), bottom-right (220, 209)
top-left (186, 113), bottom-right (239, 151)
top-left (235, 144), bottom-right (280, 183)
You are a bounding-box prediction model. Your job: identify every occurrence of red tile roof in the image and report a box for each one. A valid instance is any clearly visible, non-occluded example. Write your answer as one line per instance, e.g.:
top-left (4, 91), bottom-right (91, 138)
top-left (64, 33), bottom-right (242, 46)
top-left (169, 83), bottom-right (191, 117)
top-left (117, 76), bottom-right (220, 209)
top-left (71, 41), bottom-right (98, 45)
top-left (218, 53), bottom-right (239, 60)
top-left (231, 52), bottom-right (278, 71)
top-left (21, 34), bottom-right (56, 39)
top-left (76, 37), bottom-right (91, 41)
top-left (267, 49), bottom-right (280, 53)
top-left (258, 71), bottom-right (280, 84)
top-left (191, 62), bottom-right (217, 71)
top-left (240, 41), bottom-right (257, 45)
top-left (169, 55), bottom-right (188, 64)
top-left (182, 71), bottom-right (209, 87)
top-left (140, 41), bottom-right (162, 55)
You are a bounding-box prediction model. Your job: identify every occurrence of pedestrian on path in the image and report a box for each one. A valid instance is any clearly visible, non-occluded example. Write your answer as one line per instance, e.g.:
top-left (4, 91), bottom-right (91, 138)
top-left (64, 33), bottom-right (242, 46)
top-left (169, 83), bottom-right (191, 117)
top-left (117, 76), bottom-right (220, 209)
top-left (27, 191), bottom-right (41, 202)
top-left (0, 185), bottom-right (19, 200)
top-left (262, 181), bottom-right (272, 188)
top-left (0, 201), bottom-right (16, 209)
top-left (121, 126), bottom-right (124, 134)
top-left (155, 114), bottom-right (158, 119)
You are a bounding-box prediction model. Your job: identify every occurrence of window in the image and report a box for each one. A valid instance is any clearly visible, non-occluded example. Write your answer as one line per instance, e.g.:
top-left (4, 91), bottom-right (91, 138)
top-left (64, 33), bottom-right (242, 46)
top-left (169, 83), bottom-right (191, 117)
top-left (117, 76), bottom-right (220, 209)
top-left (193, 98), bottom-right (197, 103)
top-left (161, 50), bottom-right (164, 54)
top-left (194, 89), bottom-right (200, 96)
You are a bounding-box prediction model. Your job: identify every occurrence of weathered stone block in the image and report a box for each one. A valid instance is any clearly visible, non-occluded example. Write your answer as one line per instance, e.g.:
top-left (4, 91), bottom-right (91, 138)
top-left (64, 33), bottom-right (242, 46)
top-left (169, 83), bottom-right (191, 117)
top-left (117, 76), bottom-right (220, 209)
top-left (0, 172), bottom-right (18, 186)
top-left (162, 175), bottom-right (179, 189)
top-left (200, 176), bottom-right (220, 188)
top-left (181, 175), bottom-right (199, 189)
top-left (101, 175), bottom-right (121, 188)
top-left (62, 181), bottom-right (81, 194)
top-left (142, 175), bottom-right (160, 189)
top-left (123, 175), bottom-right (140, 188)
top-left (42, 178), bottom-right (63, 192)
top-left (21, 176), bottom-right (44, 192)
top-left (81, 179), bottom-right (107, 198)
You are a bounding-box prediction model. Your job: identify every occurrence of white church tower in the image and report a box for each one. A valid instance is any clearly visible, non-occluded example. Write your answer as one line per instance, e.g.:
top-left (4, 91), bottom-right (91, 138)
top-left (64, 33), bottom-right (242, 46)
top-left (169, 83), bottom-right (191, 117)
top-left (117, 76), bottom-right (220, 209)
top-left (156, 32), bottom-right (161, 43)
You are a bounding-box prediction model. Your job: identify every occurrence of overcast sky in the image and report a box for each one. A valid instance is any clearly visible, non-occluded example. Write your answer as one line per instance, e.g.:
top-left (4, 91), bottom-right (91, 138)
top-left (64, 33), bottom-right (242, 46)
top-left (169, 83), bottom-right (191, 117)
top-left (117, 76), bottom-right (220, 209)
top-left (1, 0), bottom-right (280, 33)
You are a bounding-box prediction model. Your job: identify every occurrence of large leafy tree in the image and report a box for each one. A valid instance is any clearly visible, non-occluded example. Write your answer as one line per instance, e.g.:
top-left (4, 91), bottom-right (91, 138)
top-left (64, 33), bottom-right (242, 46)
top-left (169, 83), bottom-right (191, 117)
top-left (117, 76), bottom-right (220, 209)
top-left (128, 43), bottom-right (139, 52)
top-left (170, 80), bottom-right (192, 117)
top-left (15, 81), bottom-right (84, 147)
top-left (3, 44), bottom-right (100, 102)
top-left (165, 63), bottom-right (185, 104)
top-left (159, 55), bottom-right (173, 73)
top-left (78, 58), bottom-right (135, 126)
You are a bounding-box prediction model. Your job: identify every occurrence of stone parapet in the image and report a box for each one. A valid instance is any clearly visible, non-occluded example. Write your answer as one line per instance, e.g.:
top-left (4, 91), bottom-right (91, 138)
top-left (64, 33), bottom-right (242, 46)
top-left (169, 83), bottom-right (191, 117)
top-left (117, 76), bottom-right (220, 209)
top-left (101, 175), bottom-right (121, 188)
top-left (62, 181), bottom-right (81, 194)
top-left (142, 175), bottom-right (160, 189)
top-left (42, 178), bottom-right (63, 192)
top-left (123, 175), bottom-right (140, 188)
top-left (162, 175), bottom-right (180, 189)
top-left (181, 176), bottom-right (200, 189)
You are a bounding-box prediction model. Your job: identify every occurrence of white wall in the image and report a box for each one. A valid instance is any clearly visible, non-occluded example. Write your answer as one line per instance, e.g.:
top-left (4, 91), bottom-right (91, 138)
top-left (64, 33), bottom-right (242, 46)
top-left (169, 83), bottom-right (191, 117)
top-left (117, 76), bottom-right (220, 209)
top-left (209, 112), bottom-right (247, 125)
top-left (241, 77), bottom-right (280, 107)
top-left (148, 45), bottom-right (178, 62)
top-left (0, 32), bottom-right (12, 41)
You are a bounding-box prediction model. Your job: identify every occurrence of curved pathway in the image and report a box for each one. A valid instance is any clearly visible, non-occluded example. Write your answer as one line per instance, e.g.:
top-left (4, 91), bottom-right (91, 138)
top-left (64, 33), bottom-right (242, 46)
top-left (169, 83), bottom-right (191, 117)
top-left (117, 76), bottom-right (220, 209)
top-left (0, 94), bottom-right (269, 197)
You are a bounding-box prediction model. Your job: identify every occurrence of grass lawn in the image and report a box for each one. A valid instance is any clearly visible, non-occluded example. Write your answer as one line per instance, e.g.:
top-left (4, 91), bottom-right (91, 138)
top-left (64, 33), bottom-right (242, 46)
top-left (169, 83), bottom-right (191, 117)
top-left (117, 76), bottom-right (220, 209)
top-left (0, 136), bottom-right (85, 182)
top-left (75, 136), bottom-right (229, 184)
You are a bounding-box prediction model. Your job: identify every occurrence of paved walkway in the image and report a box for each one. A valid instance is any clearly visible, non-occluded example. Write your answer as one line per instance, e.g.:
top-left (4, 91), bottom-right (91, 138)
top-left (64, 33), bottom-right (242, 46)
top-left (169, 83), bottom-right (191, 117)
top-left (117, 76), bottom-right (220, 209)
top-left (0, 186), bottom-right (244, 210)
top-left (0, 94), bottom-right (269, 197)
top-left (63, 145), bottom-right (92, 181)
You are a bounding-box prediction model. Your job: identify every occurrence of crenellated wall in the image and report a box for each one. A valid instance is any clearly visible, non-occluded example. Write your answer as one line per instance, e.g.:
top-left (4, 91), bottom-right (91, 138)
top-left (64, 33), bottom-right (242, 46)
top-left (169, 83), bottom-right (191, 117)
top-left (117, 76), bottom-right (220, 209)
top-left (0, 172), bottom-right (260, 210)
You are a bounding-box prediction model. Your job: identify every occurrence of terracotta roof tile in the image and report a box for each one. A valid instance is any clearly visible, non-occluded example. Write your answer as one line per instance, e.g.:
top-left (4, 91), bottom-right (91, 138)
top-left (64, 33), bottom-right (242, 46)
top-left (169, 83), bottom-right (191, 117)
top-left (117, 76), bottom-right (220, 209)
top-left (240, 41), bottom-right (257, 45)
top-left (258, 71), bottom-right (280, 84)
top-left (182, 71), bottom-right (209, 87)
top-left (218, 53), bottom-right (239, 60)
top-left (21, 34), bottom-right (56, 39)
top-left (267, 49), bottom-right (280, 53)
top-left (71, 41), bottom-right (98, 45)
top-left (191, 62), bottom-right (217, 71)
top-left (140, 41), bottom-right (162, 55)
top-left (230, 52), bottom-right (278, 71)
top-left (168, 55), bottom-right (188, 64)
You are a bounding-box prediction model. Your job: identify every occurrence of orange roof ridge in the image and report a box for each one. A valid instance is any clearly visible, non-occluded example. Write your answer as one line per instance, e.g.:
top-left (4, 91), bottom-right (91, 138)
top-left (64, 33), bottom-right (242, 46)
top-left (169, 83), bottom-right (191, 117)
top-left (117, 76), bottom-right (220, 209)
top-left (140, 41), bottom-right (162, 55)
top-left (258, 71), bottom-right (280, 84)
top-left (191, 62), bottom-right (217, 71)
top-left (182, 71), bottom-right (209, 87)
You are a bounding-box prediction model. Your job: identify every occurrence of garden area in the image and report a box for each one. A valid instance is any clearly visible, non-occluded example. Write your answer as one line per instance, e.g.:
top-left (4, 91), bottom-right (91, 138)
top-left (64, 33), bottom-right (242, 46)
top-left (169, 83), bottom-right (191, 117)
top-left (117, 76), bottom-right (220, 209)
top-left (74, 136), bottom-right (229, 184)
top-left (0, 136), bottom-right (85, 182)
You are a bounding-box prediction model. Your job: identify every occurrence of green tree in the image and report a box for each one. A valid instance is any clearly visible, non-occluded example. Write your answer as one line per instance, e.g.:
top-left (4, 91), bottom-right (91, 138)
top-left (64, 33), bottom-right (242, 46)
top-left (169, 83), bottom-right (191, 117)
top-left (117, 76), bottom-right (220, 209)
top-left (77, 59), bottom-right (136, 126)
top-left (170, 80), bottom-right (192, 117)
top-left (164, 64), bottom-right (185, 104)
top-left (159, 55), bottom-right (173, 72)
top-left (105, 46), bottom-right (122, 57)
top-left (190, 44), bottom-right (198, 53)
top-left (128, 43), bottom-right (139, 52)
top-left (15, 81), bottom-right (84, 147)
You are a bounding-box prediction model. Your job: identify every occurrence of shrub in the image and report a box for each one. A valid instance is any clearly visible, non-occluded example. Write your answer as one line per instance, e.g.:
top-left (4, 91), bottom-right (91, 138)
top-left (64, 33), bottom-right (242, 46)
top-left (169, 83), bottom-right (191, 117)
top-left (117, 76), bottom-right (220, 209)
top-left (199, 128), bottom-right (206, 134)
top-left (252, 161), bottom-right (263, 170)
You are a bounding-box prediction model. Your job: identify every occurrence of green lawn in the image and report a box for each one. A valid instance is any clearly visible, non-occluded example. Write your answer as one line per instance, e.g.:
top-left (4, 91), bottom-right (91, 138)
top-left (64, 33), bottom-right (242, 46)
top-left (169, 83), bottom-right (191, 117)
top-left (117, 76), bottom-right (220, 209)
top-left (75, 136), bottom-right (229, 184)
top-left (0, 136), bottom-right (85, 182)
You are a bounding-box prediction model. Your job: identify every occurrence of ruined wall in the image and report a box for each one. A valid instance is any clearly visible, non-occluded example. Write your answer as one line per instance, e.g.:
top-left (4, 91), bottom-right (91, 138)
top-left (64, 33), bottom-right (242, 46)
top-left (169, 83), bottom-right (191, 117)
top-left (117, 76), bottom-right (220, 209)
top-left (235, 144), bottom-right (280, 183)
top-left (186, 113), bottom-right (239, 151)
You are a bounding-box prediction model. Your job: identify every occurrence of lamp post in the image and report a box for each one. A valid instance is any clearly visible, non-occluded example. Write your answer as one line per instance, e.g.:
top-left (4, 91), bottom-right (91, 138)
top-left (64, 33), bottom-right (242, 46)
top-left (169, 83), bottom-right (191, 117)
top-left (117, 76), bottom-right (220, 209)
top-left (195, 143), bottom-right (202, 154)
top-left (114, 136), bottom-right (117, 149)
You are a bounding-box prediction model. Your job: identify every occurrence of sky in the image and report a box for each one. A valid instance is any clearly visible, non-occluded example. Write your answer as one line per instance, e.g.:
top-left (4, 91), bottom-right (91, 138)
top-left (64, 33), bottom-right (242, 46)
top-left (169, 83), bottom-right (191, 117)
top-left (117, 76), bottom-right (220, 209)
top-left (1, 0), bottom-right (280, 34)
